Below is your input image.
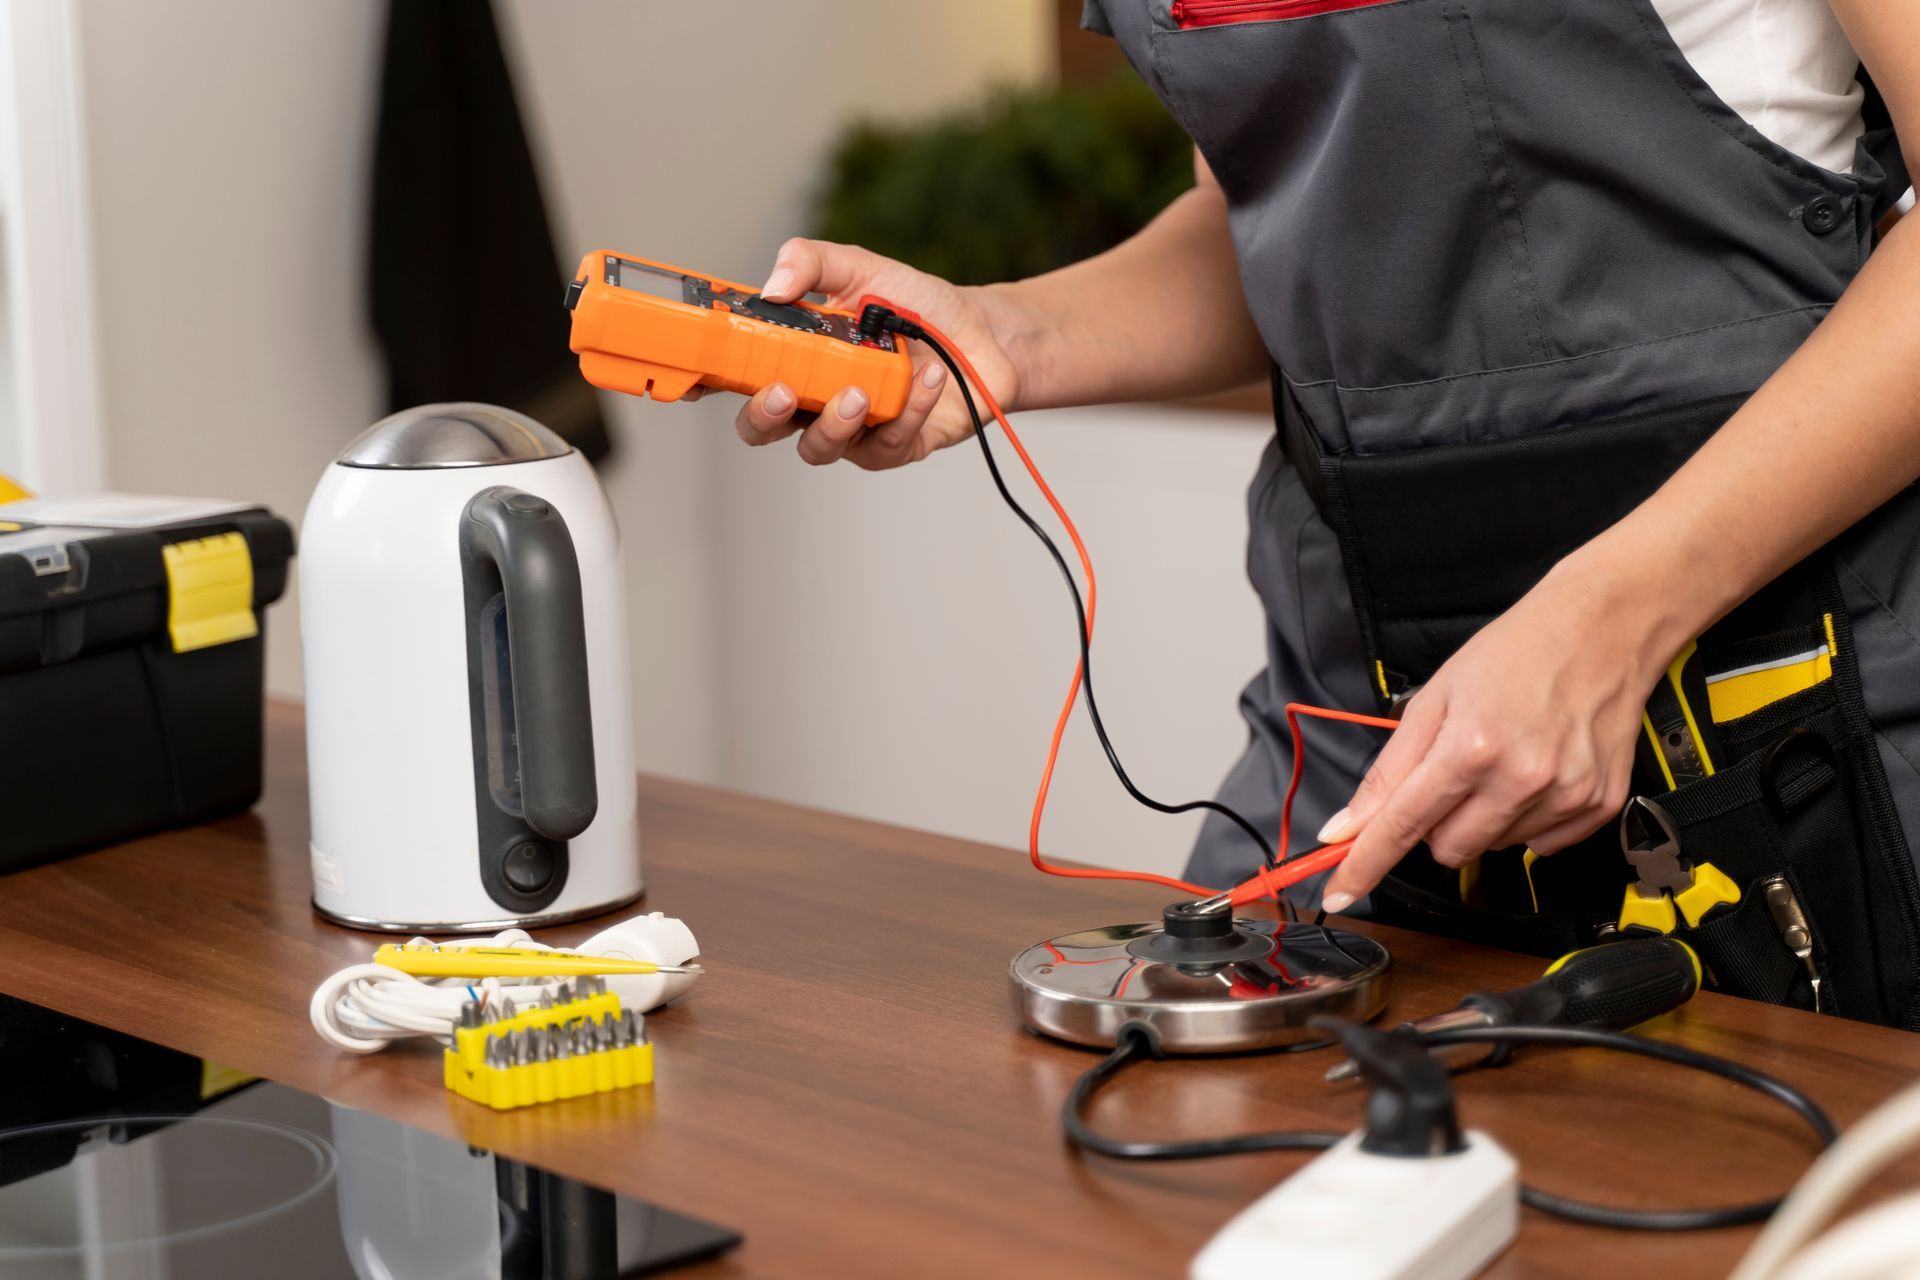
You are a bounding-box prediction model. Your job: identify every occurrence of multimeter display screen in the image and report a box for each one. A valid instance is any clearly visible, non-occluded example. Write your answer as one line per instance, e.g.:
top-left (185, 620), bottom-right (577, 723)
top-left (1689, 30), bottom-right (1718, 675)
top-left (609, 258), bottom-right (694, 305)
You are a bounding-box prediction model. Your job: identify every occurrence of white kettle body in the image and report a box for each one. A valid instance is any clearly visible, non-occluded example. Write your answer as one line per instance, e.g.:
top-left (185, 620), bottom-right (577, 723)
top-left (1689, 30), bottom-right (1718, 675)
top-left (300, 404), bottom-right (641, 930)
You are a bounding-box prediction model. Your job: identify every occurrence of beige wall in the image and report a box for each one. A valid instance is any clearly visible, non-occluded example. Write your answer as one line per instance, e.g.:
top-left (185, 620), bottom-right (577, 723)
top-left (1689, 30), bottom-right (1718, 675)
top-left (77, 0), bottom-right (1270, 878)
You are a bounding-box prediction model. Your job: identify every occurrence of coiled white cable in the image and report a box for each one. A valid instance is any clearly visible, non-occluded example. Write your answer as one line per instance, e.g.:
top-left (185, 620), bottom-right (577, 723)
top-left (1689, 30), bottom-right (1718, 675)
top-left (309, 914), bottom-right (701, 1054)
top-left (310, 928), bottom-right (558, 1053)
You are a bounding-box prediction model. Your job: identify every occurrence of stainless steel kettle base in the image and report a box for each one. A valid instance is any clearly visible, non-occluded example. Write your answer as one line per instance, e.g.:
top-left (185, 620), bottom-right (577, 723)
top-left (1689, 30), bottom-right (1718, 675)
top-left (1009, 915), bottom-right (1390, 1054)
top-left (312, 887), bottom-right (645, 935)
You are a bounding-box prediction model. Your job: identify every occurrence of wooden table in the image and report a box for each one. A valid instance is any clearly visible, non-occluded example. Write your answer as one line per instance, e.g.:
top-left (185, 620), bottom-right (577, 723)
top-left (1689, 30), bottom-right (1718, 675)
top-left (0, 701), bottom-right (1915, 1278)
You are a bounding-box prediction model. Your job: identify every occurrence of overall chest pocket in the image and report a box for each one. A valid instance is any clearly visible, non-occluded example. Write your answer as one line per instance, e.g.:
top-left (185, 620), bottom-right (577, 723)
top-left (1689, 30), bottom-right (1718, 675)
top-left (1144, 0), bottom-right (1549, 396)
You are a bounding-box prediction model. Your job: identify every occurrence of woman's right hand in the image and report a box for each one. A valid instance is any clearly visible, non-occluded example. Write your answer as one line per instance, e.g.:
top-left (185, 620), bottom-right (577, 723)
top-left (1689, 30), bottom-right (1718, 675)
top-left (733, 238), bottom-right (1024, 470)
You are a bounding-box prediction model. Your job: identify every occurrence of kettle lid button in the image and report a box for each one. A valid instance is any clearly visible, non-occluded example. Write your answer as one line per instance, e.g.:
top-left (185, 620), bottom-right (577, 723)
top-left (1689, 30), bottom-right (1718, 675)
top-left (504, 493), bottom-right (552, 517)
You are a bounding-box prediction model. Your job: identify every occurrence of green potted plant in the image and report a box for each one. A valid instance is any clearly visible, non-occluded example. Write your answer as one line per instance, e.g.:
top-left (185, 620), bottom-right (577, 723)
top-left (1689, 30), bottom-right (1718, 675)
top-left (812, 71), bottom-right (1194, 286)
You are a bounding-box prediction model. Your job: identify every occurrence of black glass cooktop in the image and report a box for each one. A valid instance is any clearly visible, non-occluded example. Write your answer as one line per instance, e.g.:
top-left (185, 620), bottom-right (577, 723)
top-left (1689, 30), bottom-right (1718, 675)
top-left (0, 998), bottom-right (739, 1278)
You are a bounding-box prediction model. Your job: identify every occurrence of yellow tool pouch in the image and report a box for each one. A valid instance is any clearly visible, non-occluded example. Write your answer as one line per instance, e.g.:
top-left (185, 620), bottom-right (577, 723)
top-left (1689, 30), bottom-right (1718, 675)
top-left (1618, 565), bottom-right (1919, 1024)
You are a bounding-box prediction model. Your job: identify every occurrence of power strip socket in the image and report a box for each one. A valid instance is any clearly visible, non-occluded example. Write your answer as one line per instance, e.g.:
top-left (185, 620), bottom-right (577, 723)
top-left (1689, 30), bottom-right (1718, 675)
top-left (1190, 1130), bottom-right (1518, 1280)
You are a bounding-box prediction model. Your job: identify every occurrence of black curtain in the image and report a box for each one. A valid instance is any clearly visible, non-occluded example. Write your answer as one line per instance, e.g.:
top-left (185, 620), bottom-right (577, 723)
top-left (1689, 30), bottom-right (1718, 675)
top-left (368, 0), bottom-right (610, 462)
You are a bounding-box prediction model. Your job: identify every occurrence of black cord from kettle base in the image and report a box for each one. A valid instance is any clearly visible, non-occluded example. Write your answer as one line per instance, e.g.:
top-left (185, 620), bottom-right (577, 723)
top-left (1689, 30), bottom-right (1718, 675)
top-left (1064, 1024), bottom-right (1836, 1231)
top-left (1064, 1031), bottom-right (1344, 1160)
top-left (900, 323), bottom-right (1282, 871)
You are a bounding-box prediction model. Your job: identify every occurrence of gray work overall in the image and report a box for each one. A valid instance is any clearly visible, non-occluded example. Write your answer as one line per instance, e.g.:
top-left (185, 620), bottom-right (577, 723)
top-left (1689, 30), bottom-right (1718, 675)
top-left (1086, 0), bottom-right (1920, 1024)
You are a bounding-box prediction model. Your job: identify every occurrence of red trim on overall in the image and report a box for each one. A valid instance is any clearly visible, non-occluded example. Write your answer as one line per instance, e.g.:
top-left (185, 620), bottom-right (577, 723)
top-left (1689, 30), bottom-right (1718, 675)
top-left (1171, 0), bottom-right (1400, 28)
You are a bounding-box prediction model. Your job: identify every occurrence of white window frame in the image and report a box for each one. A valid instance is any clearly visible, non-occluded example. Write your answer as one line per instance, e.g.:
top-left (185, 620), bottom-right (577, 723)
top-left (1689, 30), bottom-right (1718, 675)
top-left (0, 0), bottom-right (105, 495)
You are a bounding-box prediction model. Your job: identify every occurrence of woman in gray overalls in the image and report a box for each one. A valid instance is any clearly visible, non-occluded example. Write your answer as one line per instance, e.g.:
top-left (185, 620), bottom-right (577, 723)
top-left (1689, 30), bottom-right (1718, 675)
top-left (736, 1), bottom-right (1920, 1026)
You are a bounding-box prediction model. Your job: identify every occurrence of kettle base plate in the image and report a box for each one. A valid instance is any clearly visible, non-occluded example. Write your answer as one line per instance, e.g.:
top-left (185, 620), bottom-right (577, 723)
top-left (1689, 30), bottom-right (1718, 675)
top-left (311, 887), bottom-right (646, 935)
top-left (1010, 918), bottom-right (1390, 1053)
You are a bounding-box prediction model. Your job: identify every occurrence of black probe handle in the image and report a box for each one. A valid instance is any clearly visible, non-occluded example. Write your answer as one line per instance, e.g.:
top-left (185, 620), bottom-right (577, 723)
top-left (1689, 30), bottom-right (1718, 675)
top-left (1465, 936), bottom-right (1701, 1031)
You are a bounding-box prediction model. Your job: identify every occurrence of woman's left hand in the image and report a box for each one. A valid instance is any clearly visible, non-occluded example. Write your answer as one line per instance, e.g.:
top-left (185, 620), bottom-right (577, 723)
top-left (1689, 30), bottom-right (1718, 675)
top-left (1316, 554), bottom-right (1676, 913)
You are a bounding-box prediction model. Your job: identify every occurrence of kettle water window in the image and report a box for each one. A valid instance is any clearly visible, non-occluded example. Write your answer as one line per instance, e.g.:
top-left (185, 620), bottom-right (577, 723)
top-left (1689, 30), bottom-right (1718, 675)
top-left (478, 592), bottom-right (523, 817)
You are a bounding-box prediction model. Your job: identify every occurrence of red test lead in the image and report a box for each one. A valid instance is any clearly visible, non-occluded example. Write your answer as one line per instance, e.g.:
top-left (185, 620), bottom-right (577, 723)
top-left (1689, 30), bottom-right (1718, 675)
top-left (888, 303), bottom-right (1396, 911)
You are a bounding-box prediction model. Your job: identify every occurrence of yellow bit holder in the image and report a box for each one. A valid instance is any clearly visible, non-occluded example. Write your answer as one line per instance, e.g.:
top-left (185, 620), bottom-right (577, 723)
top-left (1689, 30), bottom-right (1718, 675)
top-left (443, 992), bottom-right (653, 1112)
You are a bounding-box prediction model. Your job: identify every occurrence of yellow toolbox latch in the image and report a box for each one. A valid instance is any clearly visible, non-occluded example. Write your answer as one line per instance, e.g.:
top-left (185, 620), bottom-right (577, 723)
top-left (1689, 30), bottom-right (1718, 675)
top-left (163, 532), bottom-right (258, 653)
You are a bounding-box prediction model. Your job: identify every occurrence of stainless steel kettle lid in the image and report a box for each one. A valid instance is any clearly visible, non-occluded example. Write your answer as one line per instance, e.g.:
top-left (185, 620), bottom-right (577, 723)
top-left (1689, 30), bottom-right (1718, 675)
top-left (335, 403), bottom-right (574, 470)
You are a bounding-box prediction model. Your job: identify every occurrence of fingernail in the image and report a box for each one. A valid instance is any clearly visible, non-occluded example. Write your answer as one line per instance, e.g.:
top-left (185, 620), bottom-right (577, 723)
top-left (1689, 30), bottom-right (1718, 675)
top-left (837, 387), bottom-right (869, 421)
top-left (920, 361), bottom-right (946, 389)
top-left (761, 268), bottom-right (794, 300)
top-left (1317, 807), bottom-right (1353, 843)
top-left (764, 385), bottom-right (794, 416)
top-left (1322, 891), bottom-right (1355, 915)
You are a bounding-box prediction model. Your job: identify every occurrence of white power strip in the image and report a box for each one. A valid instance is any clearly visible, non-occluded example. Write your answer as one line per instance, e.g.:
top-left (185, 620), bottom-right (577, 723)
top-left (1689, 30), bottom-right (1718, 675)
top-left (1191, 1130), bottom-right (1518, 1280)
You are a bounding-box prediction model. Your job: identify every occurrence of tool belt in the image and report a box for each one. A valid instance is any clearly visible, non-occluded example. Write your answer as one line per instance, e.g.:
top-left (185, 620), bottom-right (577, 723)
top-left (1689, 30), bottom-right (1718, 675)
top-left (1279, 373), bottom-right (1920, 1028)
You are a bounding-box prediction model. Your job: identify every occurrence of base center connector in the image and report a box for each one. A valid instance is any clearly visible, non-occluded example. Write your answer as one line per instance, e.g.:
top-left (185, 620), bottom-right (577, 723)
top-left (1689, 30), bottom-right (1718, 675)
top-left (1126, 902), bottom-right (1276, 965)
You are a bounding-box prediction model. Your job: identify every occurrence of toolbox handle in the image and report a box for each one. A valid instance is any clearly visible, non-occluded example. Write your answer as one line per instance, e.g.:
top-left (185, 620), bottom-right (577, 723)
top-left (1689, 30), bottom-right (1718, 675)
top-left (460, 487), bottom-right (598, 840)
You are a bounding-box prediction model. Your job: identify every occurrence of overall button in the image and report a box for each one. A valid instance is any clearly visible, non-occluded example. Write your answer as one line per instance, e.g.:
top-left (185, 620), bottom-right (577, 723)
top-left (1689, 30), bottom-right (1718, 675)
top-left (1802, 195), bottom-right (1843, 236)
top-left (503, 493), bottom-right (551, 517)
top-left (503, 841), bottom-right (556, 893)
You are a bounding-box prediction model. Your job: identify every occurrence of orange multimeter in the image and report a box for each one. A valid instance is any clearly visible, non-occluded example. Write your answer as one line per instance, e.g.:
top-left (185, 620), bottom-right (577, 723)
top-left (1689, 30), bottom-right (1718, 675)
top-left (565, 251), bottom-right (914, 424)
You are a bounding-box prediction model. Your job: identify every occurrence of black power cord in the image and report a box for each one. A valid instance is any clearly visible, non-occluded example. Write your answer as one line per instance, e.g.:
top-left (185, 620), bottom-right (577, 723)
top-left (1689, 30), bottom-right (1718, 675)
top-left (868, 308), bottom-right (1282, 871)
top-left (1426, 1025), bottom-right (1837, 1230)
top-left (1065, 1033), bottom-right (1343, 1160)
top-left (1065, 1024), bottom-right (1836, 1231)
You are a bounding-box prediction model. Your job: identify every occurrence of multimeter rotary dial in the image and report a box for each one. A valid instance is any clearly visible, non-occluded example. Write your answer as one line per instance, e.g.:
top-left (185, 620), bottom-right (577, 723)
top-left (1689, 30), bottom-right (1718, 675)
top-left (687, 277), bottom-right (882, 346)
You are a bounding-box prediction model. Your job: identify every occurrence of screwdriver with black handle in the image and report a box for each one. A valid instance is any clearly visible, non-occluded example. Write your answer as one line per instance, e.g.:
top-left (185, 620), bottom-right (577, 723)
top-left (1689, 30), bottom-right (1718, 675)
top-left (1325, 935), bottom-right (1702, 1081)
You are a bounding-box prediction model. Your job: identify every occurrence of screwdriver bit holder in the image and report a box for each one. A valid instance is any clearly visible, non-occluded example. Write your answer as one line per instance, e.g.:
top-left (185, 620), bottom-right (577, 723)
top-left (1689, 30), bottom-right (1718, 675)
top-left (444, 978), bottom-right (653, 1111)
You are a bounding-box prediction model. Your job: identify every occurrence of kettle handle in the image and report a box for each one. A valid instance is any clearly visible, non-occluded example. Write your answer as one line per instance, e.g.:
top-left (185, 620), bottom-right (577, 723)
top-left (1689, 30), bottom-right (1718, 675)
top-left (459, 487), bottom-right (598, 840)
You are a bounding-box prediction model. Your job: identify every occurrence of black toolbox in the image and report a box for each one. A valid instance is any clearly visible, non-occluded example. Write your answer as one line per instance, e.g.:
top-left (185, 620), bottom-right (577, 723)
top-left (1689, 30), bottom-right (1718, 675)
top-left (0, 496), bottom-right (294, 868)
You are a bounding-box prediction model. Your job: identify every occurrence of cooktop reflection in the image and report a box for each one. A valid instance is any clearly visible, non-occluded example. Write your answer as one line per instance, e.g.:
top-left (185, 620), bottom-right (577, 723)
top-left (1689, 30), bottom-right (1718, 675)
top-left (0, 998), bottom-right (739, 1279)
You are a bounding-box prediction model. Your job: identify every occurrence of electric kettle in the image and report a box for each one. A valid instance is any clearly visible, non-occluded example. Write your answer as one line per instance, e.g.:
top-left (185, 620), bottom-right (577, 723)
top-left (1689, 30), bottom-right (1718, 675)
top-left (300, 403), bottom-right (641, 930)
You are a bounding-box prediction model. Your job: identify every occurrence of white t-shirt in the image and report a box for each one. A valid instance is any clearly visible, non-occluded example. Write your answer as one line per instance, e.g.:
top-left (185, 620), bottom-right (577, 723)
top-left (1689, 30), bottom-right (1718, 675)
top-left (1650, 0), bottom-right (1864, 174)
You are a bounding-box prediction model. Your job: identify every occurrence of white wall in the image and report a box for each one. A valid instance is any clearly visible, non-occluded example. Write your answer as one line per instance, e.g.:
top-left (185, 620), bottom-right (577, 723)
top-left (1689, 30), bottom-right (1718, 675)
top-left (711, 404), bottom-right (1270, 877)
top-left (75, 0), bottom-right (1272, 878)
top-left (76, 0), bottom-right (388, 699)
top-left (0, 0), bottom-right (106, 493)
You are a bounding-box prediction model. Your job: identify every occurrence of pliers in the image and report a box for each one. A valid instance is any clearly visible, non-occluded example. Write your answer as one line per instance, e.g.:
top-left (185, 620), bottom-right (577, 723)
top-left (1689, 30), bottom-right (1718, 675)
top-left (1616, 796), bottom-right (1741, 935)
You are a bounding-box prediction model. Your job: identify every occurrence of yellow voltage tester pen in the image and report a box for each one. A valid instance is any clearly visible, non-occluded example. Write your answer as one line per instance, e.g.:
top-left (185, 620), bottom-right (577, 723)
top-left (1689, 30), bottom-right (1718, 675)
top-left (373, 944), bottom-right (701, 980)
